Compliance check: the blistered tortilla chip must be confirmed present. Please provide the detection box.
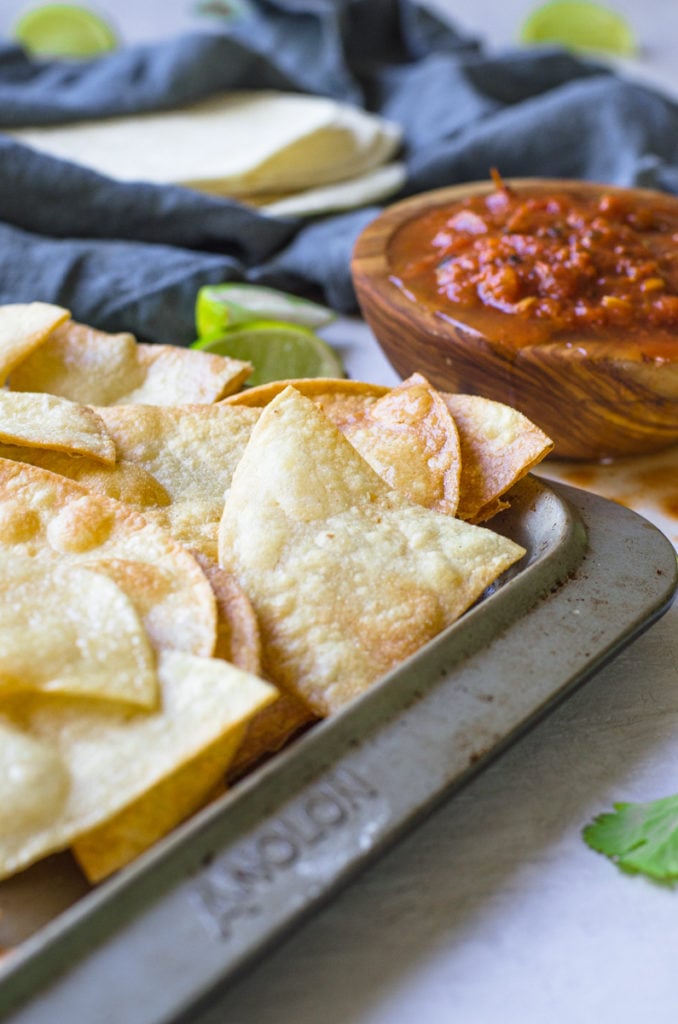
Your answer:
[218,386,525,716]
[0,303,69,385]
[197,560,262,677]
[442,393,554,523]
[225,375,461,515]
[0,445,170,509]
[340,373,461,516]
[0,551,157,708]
[0,651,278,881]
[0,392,115,464]
[8,320,251,406]
[223,376,389,408]
[94,403,260,562]
[0,458,217,657]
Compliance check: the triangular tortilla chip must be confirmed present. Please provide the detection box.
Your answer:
[0,458,217,657]
[0,651,277,881]
[9,320,251,406]
[0,392,115,464]
[442,393,554,523]
[218,386,525,715]
[0,302,69,385]
[0,551,157,709]
[95,403,260,561]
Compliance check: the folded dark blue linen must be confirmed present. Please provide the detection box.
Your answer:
[2,0,678,344]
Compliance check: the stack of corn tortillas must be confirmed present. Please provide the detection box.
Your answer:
[9,91,405,217]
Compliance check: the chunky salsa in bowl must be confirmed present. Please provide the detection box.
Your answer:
[352,177,678,460]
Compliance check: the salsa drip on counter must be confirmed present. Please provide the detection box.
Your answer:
[388,176,678,352]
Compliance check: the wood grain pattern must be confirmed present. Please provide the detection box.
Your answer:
[351,179,678,460]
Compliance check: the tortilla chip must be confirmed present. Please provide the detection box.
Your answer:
[227,692,316,782]
[94,403,260,562]
[0,650,278,881]
[218,386,525,716]
[222,377,389,408]
[442,393,554,523]
[0,550,157,709]
[340,373,461,516]
[225,375,461,515]
[197,560,262,677]
[0,445,170,509]
[8,320,251,406]
[0,392,115,464]
[0,303,69,385]
[0,458,217,658]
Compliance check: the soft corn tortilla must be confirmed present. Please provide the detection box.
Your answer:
[9,320,251,406]
[0,391,115,464]
[0,651,277,882]
[218,386,525,715]
[0,302,69,385]
[0,551,157,709]
[9,92,402,200]
[0,457,217,657]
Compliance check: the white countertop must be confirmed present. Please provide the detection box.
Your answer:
[4,2,678,1021]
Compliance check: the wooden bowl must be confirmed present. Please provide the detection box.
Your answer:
[351,178,678,460]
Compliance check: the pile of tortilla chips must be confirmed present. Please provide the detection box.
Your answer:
[0,302,552,890]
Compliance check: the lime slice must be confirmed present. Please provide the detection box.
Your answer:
[519,0,636,56]
[191,321,345,387]
[13,4,118,58]
[195,284,335,339]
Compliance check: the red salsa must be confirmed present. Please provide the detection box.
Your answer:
[388,181,678,355]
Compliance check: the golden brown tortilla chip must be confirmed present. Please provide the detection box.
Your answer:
[94,403,260,562]
[218,386,525,715]
[0,303,69,385]
[442,393,554,523]
[0,551,158,709]
[0,457,217,657]
[340,373,461,515]
[9,320,251,405]
[0,392,115,464]
[0,650,277,881]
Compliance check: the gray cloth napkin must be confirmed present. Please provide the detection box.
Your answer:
[2,0,678,344]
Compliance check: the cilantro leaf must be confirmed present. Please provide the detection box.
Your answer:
[583,794,678,881]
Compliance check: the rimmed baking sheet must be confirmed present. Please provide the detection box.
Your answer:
[0,477,676,1024]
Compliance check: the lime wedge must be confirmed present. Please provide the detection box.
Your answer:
[13,4,118,58]
[191,321,345,387]
[519,0,636,56]
[196,284,335,339]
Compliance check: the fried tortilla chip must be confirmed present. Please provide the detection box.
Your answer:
[0,458,217,657]
[94,403,260,561]
[226,692,316,782]
[222,377,389,408]
[0,445,170,509]
[8,320,251,406]
[226,375,461,515]
[0,651,278,881]
[218,386,525,716]
[0,303,69,385]
[197,560,262,676]
[340,373,461,515]
[0,392,115,464]
[442,393,554,523]
[0,550,157,709]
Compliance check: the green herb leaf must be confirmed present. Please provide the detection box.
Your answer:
[583,794,678,881]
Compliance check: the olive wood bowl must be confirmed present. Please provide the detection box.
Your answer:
[351,178,678,460]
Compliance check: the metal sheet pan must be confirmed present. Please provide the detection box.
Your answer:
[0,477,676,1024]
